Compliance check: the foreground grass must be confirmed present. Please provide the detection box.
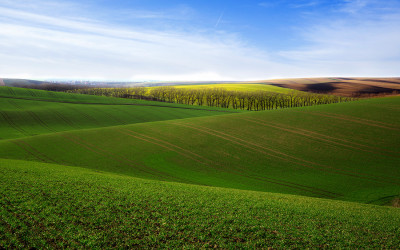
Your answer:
[1,158,399,248]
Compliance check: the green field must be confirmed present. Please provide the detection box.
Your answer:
[1,87,399,247]
[0,86,245,108]
[172,83,293,93]
[1,159,400,248]
[0,87,238,140]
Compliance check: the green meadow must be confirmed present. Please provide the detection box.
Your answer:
[1,86,399,247]
[2,159,400,248]
[0,87,238,140]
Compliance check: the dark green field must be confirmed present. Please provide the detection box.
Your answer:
[1,86,399,247]
[0,87,238,140]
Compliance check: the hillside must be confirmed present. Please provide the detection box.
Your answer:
[0,87,237,140]
[3,77,400,97]
[1,158,399,248]
[257,77,400,97]
[0,78,51,87]
[1,87,399,247]
[0,88,399,204]
[0,86,246,108]
[130,77,400,97]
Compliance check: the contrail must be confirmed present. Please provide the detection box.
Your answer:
[215,10,225,28]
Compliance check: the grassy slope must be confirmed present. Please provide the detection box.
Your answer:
[0,87,237,140]
[1,87,399,247]
[1,95,399,204]
[1,158,399,248]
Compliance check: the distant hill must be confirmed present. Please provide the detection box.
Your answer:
[3,77,400,97]
[132,78,400,97]
[123,77,400,97]
[258,77,400,97]
[1,78,52,87]
[0,78,91,91]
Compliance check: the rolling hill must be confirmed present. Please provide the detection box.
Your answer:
[131,77,400,97]
[0,86,399,247]
[1,158,399,248]
[258,77,400,97]
[0,78,51,87]
[0,87,238,140]
[1,87,399,204]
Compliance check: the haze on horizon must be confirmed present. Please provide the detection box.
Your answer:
[0,0,399,81]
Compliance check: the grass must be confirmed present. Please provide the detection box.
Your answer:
[1,158,400,248]
[0,87,399,247]
[0,86,247,109]
[0,87,237,140]
[0,91,399,204]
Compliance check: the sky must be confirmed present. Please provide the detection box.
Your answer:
[0,0,399,81]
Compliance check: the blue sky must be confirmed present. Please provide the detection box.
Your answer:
[0,0,399,81]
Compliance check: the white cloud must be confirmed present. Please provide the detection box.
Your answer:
[0,2,282,81]
[279,1,400,76]
[0,0,399,81]
[339,0,370,14]
[0,1,309,81]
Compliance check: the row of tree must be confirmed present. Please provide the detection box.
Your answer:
[68,86,356,110]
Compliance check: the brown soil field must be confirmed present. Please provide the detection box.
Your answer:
[254,77,400,97]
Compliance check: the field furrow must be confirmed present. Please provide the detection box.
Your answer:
[303,111,400,130]
[172,121,399,186]
[0,111,28,136]
[57,133,188,183]
[26,111,56,133]
[118,129,209,166]
[119,128,337,198]
[7,100,23,110]
[11,140,57,163]
[241,117,400,158]
[53,110,79,129]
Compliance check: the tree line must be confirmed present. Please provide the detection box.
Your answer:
[68,86,356,111]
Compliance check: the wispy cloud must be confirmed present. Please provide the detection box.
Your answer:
[215,10,225,28]
[0,0,399,80]
[0,0,298,80]
[279,0,400,76]
[289,1,321,8]
[339,0,370,14]
[259,1,320,9]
